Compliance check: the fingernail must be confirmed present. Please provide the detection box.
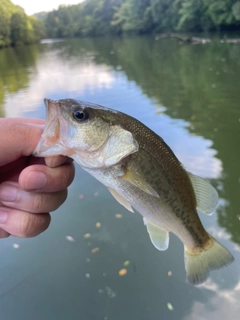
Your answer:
[0,185,18,202]
[0,211,8,223]
[26,172,47,190]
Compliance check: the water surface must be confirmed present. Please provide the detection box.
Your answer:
[0,36,240,320]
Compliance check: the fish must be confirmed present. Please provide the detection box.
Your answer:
[34,98,234,285]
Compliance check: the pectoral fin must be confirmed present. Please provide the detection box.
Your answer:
[121,170,159,198]
[187,172,219,215]
[108,188,134,213]
[144,218,169,251]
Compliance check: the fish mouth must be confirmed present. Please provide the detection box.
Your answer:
[33,98,62,156]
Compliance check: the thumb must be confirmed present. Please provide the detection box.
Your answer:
[0,119,45,166]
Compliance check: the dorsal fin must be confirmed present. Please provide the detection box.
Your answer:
[187,172,219,215]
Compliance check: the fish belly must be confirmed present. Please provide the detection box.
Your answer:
[83,165,196,248]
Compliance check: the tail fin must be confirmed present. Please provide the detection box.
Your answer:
[184,235,234,285]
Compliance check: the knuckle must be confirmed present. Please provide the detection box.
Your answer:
[58,163,75,189]
[20,212,50,237]
[31,190,67,213]
[60,167,70,188]
[50,190,68,211]
[60,189,68,206]
[32,193,46,213]
[20,213,38,237]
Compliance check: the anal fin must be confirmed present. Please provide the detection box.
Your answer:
[108,188,134,213]
[144,218,169,251]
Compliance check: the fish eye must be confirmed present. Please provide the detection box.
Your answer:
[73,108,89,121]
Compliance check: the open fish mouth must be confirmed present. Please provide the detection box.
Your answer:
[33,98,62,156]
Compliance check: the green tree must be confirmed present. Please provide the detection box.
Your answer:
[177,0,206,31]
[45,4,83,37]
[205,0,236,28]
[149,0,181,32]
[232,1,240,20]
[28,16,46,41]
[92,0,124,35]
[0,0,16,47]
[10,10,28,46]
[112,0,153,33]
[42,0,240,37]
[0,0,45,48]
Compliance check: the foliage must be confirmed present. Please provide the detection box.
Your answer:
[0,0,45,48]
[111,0,153,33]
[205,0,236,27]
[177,0,206,31]
[149,0,181,32]
[44,1,124,37]
[41,0,240,38]
[1,0,240,46]
[232,1,240,20]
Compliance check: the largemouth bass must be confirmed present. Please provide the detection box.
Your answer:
[34,98,234,285]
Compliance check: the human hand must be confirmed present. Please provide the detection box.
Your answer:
[0,118,75,238]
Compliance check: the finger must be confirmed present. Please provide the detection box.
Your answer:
[0,207,50,238]
[28,155,73,167]
[0,182,68,213]
[44,156,73,168]
[19,162,75,192]
[0,118,45,125]
[0,119,45,166]
[0,228,10,238]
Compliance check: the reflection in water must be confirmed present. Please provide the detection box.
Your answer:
[0,44,41,116]
[0,36,240,320]
[186,279,240,320]
[2,51,115,118]
[149,114,223,179]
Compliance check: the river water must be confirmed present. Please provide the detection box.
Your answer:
[0,36,240,320]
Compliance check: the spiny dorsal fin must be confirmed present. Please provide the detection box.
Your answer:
[108,188,134,213]
[121,169,159,198]
[144,218,169,251]
[187,172,219,215]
